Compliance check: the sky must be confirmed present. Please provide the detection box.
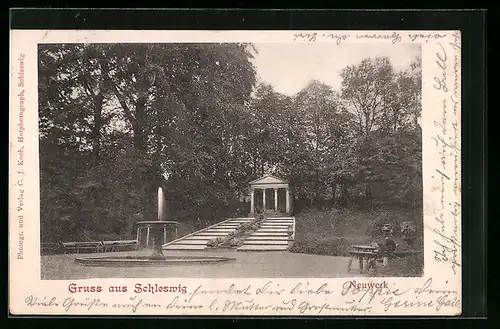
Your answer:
[252,43,421,96]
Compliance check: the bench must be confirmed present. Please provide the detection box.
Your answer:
[62,241,104,254]
[347,245,378,273]
[102,240,139,252]
[347,244,418,273]
[41,242,64,255]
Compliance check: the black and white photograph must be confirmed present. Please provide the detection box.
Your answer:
[10,26,464,316]
[37,41,424,280]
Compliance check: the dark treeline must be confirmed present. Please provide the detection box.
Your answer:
[39,43,422,242]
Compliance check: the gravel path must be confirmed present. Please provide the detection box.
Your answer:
[41,250,361,280]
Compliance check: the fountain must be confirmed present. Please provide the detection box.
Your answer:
[74,187,235,267]
[133,187,175,260]
[136,221,171,260]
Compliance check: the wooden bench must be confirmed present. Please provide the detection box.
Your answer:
[102,240,139,252]
[41,242,64,255]
[347,245,378,273]
[62,241,104,254]
[347,244,418,273]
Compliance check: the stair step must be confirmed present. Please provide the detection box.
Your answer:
[183,235,217,241]
[263,221,294,224]
[267,217,294,220]
[245,236,289,241]
[164,245,207,250]
[242,240,288,245]
[251,232,288,236]
[258,229,289,233]
[198,232,232,236]
[261,224,291,229]
[237,245,287,251]
[184,236,222,240]
[263,220,294,222]
[260,224,290,227]
[205,229,236,232]
[262,223,293,226]
[170,240,208,245]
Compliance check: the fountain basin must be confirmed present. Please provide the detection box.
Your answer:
[74,255,236,267]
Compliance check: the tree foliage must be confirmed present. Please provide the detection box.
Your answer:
[39,45,421,242]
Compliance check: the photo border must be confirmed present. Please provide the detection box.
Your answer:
[8,9,486,319]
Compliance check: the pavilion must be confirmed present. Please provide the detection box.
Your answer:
[248,175,291,214]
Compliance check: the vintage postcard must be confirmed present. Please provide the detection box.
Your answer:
[9,30,461,316]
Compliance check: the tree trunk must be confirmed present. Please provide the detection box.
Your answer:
[133,95,149,216]
[365,184,372,206]
[134,95,147,152]
[364,110,371,136]
[342,183,351,203]
[331,181,337,202]
[92,93,103,162]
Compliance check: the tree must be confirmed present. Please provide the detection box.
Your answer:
[243,84,289,178]
[340,57,395,136]
[292,81,338,203]
[38,45,422,242]
[338,56,422,207]
[38,43,258,241]
[378,56,422,133]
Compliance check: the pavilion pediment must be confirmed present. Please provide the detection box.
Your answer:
[249,175,288,185]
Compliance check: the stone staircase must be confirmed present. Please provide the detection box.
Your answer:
[237,217,294,251]
[162,216,295,252]
[163,218,252,250]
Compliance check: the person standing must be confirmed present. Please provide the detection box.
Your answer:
[380,225,397,267]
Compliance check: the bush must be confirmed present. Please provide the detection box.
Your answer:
[290,237,353,256]
[229,237,244,247]
[207,237,225,247]
[206,239,218,247]
[291,208,423,258]
[366,210,400,237]
[373,252,424,277]
[240,222,252,231]
[250,221,262,230]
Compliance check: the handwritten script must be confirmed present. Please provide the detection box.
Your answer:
[292,32,447,44]
[23,279,459,315]
[430,35,462,275]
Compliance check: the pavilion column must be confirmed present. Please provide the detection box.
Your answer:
[263,188,266,211]
[274,188,278,211]
[285,188,291,213]
[250,188,255,214]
